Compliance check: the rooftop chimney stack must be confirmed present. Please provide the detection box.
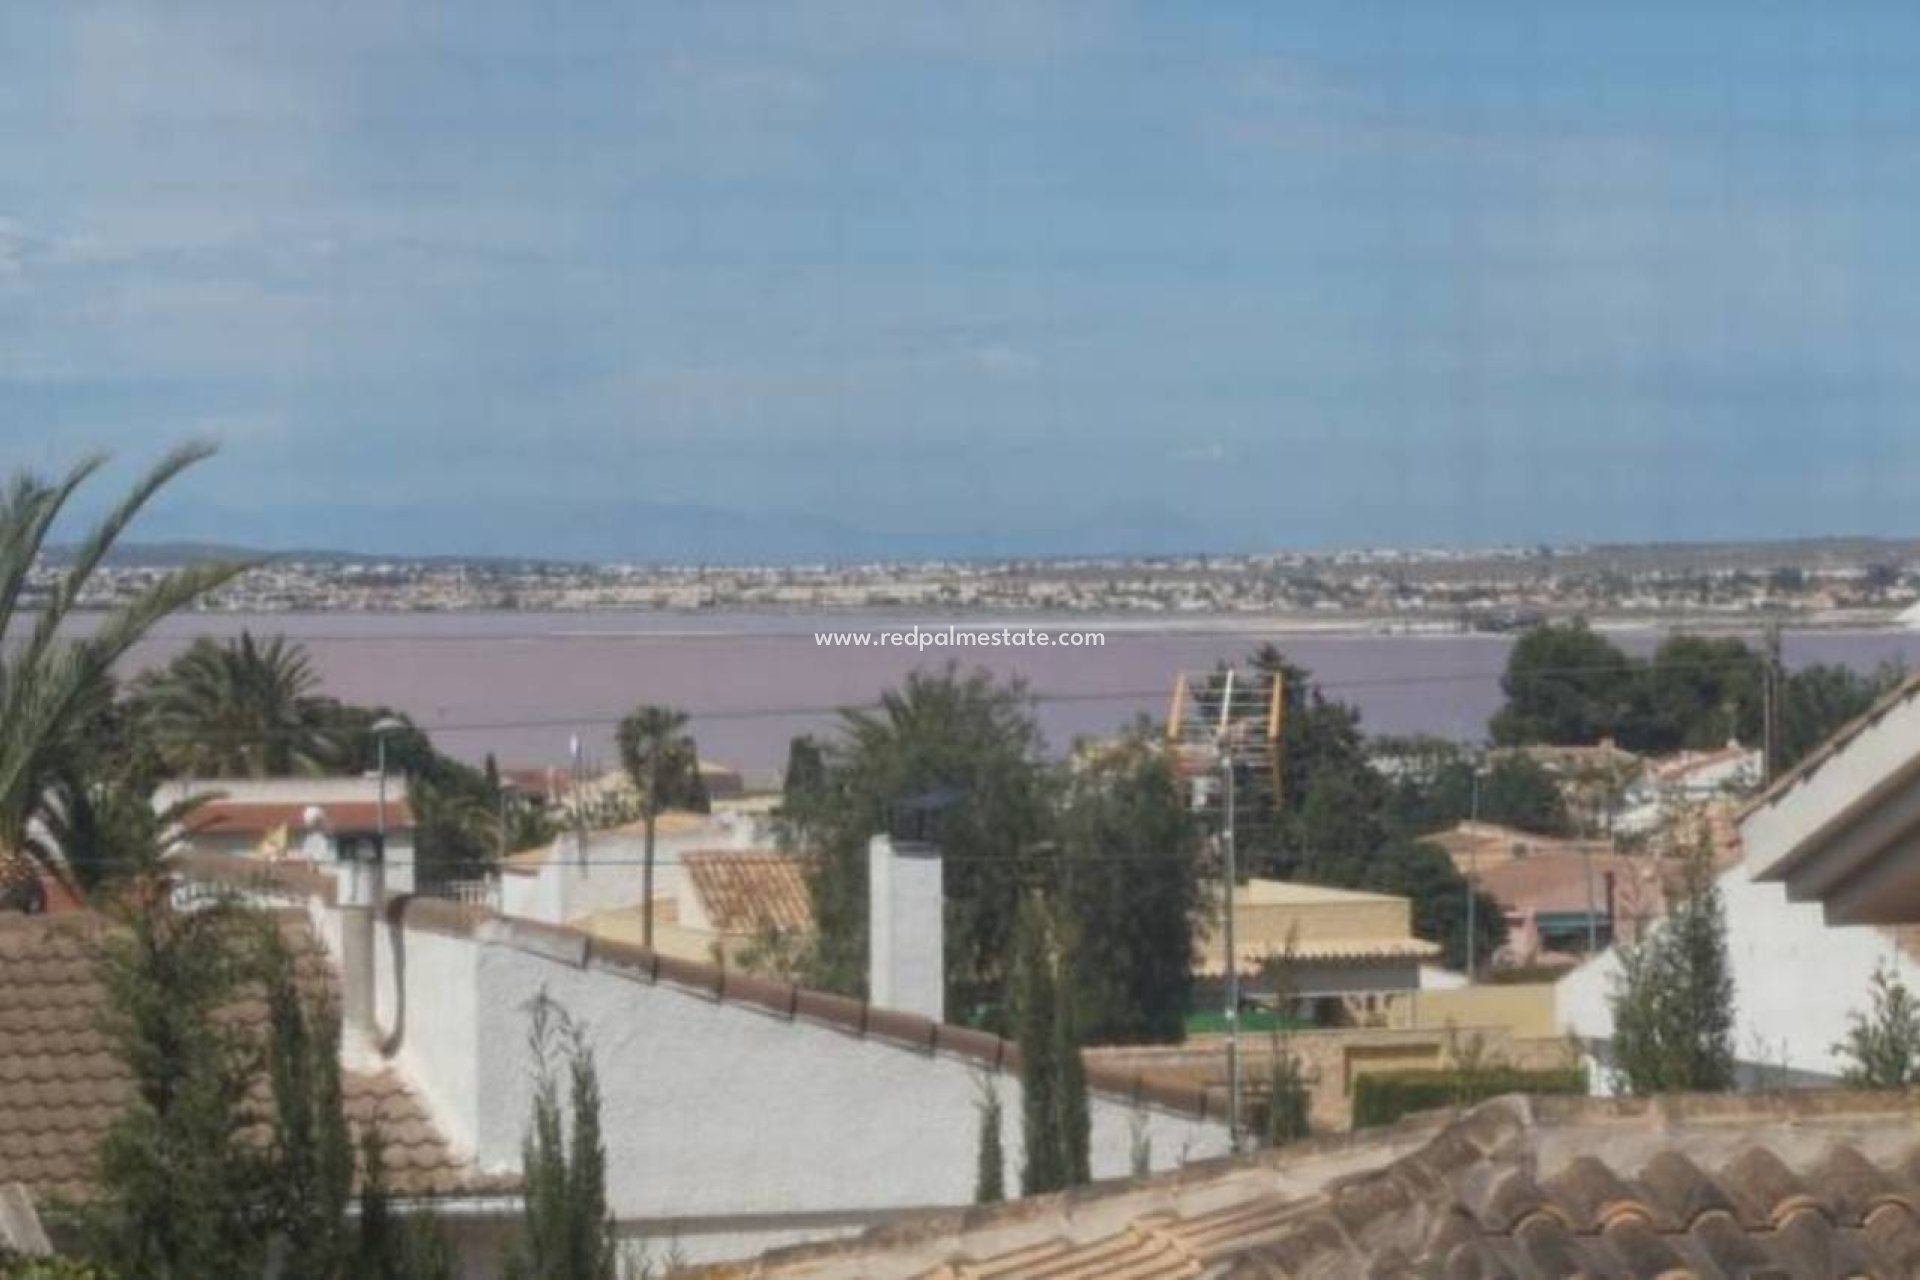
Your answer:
[337,830,383,1040]
[868,833,945,1021]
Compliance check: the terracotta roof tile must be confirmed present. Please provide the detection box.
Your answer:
[1473,851,1679,918]
[185,799,414,836]
[683,850,814,934]
[728,1093,1920,1280]
[0,910,506,1204]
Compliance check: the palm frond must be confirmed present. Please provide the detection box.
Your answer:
[24,442,226,669]
[0,454,106,642]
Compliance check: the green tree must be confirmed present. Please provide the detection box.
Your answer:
[1055,977,1090,1188]
[262,928,354,1280]
[1248,647,1387,878]
[1011,896,1065,1197]
[1474,757,1573,836]
[1834,960,1920,1088]
[1054,733,1202,1044]
[973,1077,1005,1205]
[354,1127,454,1280]
[1382,749,1571,839]
[1607,844,1735,1095]
[1779,661,1907,772]
[616,705,704,953]
[0,446,245,892]
[88,885,271,1280]
[85,835,445,1279]
[781,735,827,810]
[507,993,617,1280]
[1357,838,1506,971]
[784,666,1050,1013]
[1626,634,1763,753]
[1489,620,1635,747]
[1265,1052,1310,1146]
[132,632,343,778]
[1259,951,1309,1146]
[1295,768,1389,883]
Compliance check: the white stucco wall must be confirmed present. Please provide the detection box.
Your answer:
[1556,842,1920,1087]
[467,936,1226,1262]
[319,900,1230,1268]
[373,917,484,1154]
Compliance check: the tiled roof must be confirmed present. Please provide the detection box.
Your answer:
[683,850,813,934]
[501,809,716,873]
[723,1090,1920,1280]
[1197,937,1440,977]
[0,910,507,1204]
[1475,851,1678,917]
[1425,823,1615,871]
[184,799,415,836]
[1740,671,1920,820]
[1491,741,1643,772]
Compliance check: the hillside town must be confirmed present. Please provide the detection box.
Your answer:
[40,540,1920,627]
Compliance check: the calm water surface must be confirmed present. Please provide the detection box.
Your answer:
[114,614,1920,781]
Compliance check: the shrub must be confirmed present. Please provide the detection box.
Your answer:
[1351,1067,1588,1130]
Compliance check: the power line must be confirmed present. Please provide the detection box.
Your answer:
[80,623,1914,650]
[80,653,1833,745]
[49,843,1592,871]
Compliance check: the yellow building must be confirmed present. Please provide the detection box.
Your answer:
[1199,879,1440,1000]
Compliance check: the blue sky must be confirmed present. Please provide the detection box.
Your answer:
[4,1,1919,560]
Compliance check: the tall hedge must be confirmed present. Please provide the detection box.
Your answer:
[1351,1067,1587,1130]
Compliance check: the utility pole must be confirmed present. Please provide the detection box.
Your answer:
[1762,623,1783,785]
[1586,767,1604,955]
[1169,664,1281,1156]
[1221,747,1241,1151]
[1465,757,1480,980]
[570,734,587,853]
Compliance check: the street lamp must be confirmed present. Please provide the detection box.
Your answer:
[370,717,408,862]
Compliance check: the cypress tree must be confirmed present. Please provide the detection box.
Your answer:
[564,1015,616,1280]
[782,735,827,808]
[1608,839,1735,1094]
[1013,897,1064,1196]
[89,885,270,1280]
[973,1078,1006,1204]
[507,992,618,1280]
[263,926,354,1280]
[1054,963,1090,1187]
[357,1127,402,1280]
[1265,1052,1310,1145]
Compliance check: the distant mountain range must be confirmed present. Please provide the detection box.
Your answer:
[100,496,1225,566]
[50,522,1920,572]
[42,541,582,570]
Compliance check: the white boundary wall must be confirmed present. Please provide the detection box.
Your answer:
[328,896,1232,1268]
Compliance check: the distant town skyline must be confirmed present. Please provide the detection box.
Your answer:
[7,2,1920,560]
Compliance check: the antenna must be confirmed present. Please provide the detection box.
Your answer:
[1165,664,1288,1152]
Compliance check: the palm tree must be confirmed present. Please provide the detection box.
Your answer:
[0,444,248,894]
[134,630,342,777]
[615,705,702,951]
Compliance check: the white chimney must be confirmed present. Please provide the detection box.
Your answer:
[868,833,944,1021]
[337,833,383,1040]
[338,891,376,1038]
